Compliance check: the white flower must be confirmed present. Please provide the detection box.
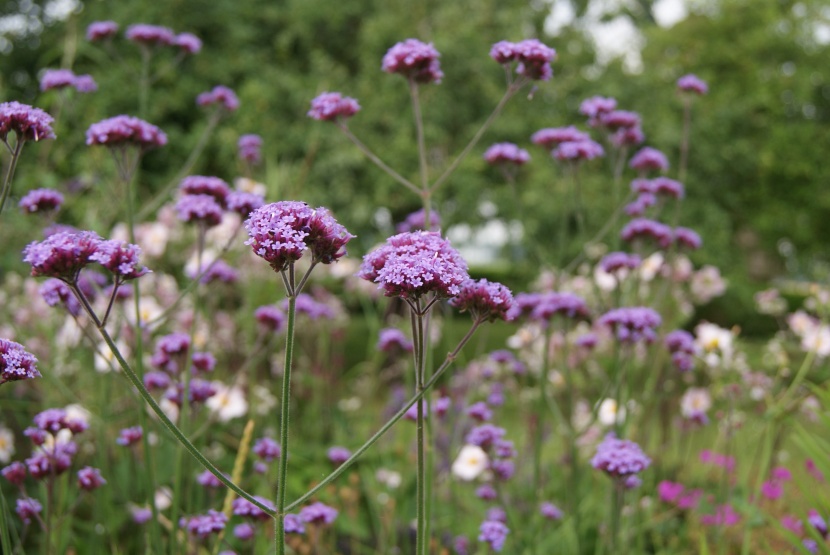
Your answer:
[801,325,830,358]
[695,322,734,368]
[640,252,664,282]
[788,310,818,338]
[159,397,179,423]
[234,177,267,196]
[155,487,172,511]
[690,265,726,303]
[680,388,712,419]
[205,383,248,422]
[0,426,15,464]
[451,445,489,481]
[94,340,128,373]
[597,398,625,427]
[376,468,402,489]
[126,297,164,329]
[594,265,619,292]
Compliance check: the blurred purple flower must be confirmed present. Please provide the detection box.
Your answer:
[382,39,443,84]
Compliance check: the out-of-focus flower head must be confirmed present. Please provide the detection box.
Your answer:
[600,110,640,131]
[450,279,514,322]
[674,227,702,250]
[0,101,55,142]
[652,177,684,198]
[531,126,590,149]
[299,502,338,525]
[1,339,41,385]
[483,142,530,165]
[490,39,556,81]
[307,92,361,121]
[598,307,662,343]
[23,230,102,282]
[396,208,441,233]
[629,147,669,173]
[179,176,230,208]
[86,21,118,41]
[226,190,265,218]
[620,218,674,249]
[126,24,176,47]
[180,510,227,538]
[377,328,413,353]
[591,434,651,478]
[382,39,443,84]
[19,188,64,214]
[357,231,469,300]
[677,74,708,95]
[196,86,239,112]
[238,134,263,164]
[580,96,617,125]
[479,519,510,551]
[451,444,489,481]
[86,115,167,149]
[175,32,202,54]
[176,194,224,228]
[553,139,605,161]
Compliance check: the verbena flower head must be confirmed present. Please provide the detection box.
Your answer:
[625,193,656,216]
[513,39,557,81]
[116,426,143,446]
[86,115,167,149]
[450,279,514,322]
[15,497,42,524]
[382,39,443,84]
[553,139,605,161]
[77,466,106,491]
[255,305,286,333]
[0,101,55,142]
[598,307,662,343]
[531,126,590,148]
[285,513,305,534]
[674,227,702,250]
[40,69,76,92]
[179,175,230,206]
[226,190,264,217]
[283,293,337,319]
[86,21,119,41]
[665,330,695,354]
[677,74,708,95]
[327,446,351,465]
[509,292,588,323]
[90,239,148,280]
[196,86,240,111]
[176,194,224,227]
[377,328,413,352]
[652,176,684,198]
[630,147,669,173]
[489,40,515,63]
[180,510,227,538]
[41,278,81,315]
[299,502,338,525]
[396,208,440,232]
[23,230,102,282]
[238,134,263,163]
[19,188,64,214]
[245,202,352,271]
[600,110,641,130]
[73,75,97,93]
[600,252,641,274]
[33,407,88,434]
[580,96,618,122]
[465,424,506,450]
[357,231,469,300]
[479,520,510,552]
[175,32,202,54]
[1,339,40,385]
[620,218,674,248]
[253,437,281,462]
[2,462,27,485]
[307,92,361,121]
[591,434,651,478]
[483,142,530,165]
[611,125,645,147]
[541,502,564,520]
[125,24,176,47]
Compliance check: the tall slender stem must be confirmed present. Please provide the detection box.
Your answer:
[276,268,298,555]
[337,123,420,195]
[678,99,692,184]
[0,139,24,217]
[408,79,434,231]
[412,298,428,554]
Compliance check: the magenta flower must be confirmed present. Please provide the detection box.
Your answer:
[90,239,148,281]
[677,74,708,95]
[382,39,443,84]
[625,193,656,216]
[479,519,509,551]
[652,176,684,198]
[674,227,702,250]
[600,252,641,274]
[327,446,351,465]
[253,437,281,462]
[33,407,87,434]
[305,207,355,264]
[377,328,413,352]
[476,484,498,500]
[597,307,662,343]
[620,218,674,248]
[125,24,176,47]
[553,139,604,161]
[86,21,118,41]
[73,74,97,93]
[629,147,669,173]
[657,480,685,503]
[760,480,783,500]
[15,497,42,524]
[0,101,55,142]
[591,434,651,478]
[254,305,286,333]
[175,194,223,228]
[226,190,264,217]
[512,39,557,81]
[238,134,263,164]
[196,86,240,111]
[175,32,202,54]
[580,96,617,122]
[86,115,167,149]
[26,442,77,478]
[39,279,79,315]
[180,510,227,538]
[2,462,27,485]
[299,502,338,525]
[23,230,102,282]
[307,92,361,121]
[466,402,493,422]
[611,125,645,147]
[531,126,590,148]
[116,426,143,446]
[700,504,740,527]
[0,339,40,385]
[465,424,506,450]
[19,188,63,214]
[234,522,255,540]
[540,502,563,520]
[484,142,530,165]
[396,208,440,233]
[600,110,641,131]
[489,41,515,63]
[508,292,588,323]
[39,69,76,92]
[77,467,106,491]
[450,279,514,322]
[357,231,469,300]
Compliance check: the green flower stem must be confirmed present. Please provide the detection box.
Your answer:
[776,350,817,411]
[337,123,420,195]
[562,190,635,275]
[408,79,432,233]
[286,319,483,512]
[429,79,526,195]
[413,299,427,555]
[276,264,298,555]
[678,98,692,184]
[0,138,24,217]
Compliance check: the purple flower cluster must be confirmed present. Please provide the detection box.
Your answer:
[629,147,669,173]
[282,293,337,320]
[176,194,224,227]
[600,252,641,274]
[579,96,617,125]
[657,480,703,510]
[180,510,227,538]
[89,240,148,281]
[357,231,469,300]
[255,305,286,333]
[23,230,102,282]
[625,193,656,216]
[483,142,530,165]
[85,115,167,149]
[0,338,41,385]
[479,519,510,551]
[150,332,190,373]
[86,21,118,41]
[299,502,338,525]
[531,126,590,148]
[32,408,88,435]
[327,446,351,465]
[40,279,81,315]
[77,466,106,491]
[490,39,557,81]
[19,188,64,214]
[553,139,605,162]
[15,497,42,523]
[450,279,514,322]
[396,208,441,233]
[194,260,238,284]
[674,226,702,250]
[238,134,263,164]
[598,307,662,343]
[0,101,55,142]
[253,437,281,462]
[175,32,202,54]
[599,110,641,131]
[591,434,651,478]
[382,39,443,84]
[307,92,361,122]
[40,69,97,93]
[509,291,589,323]
[196,86,240,111]
[377,328,413,353]
[179,176,231,206]
[541,502,564,520]
[116,426,143,446]
[125,24,176,47]
[611,125,645,148]
[620,218,674,249]
[665,329,695,371]
[677,74,708,95]
[226,190,265,218]
[245,201,353,271]
[652,176,685,198]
